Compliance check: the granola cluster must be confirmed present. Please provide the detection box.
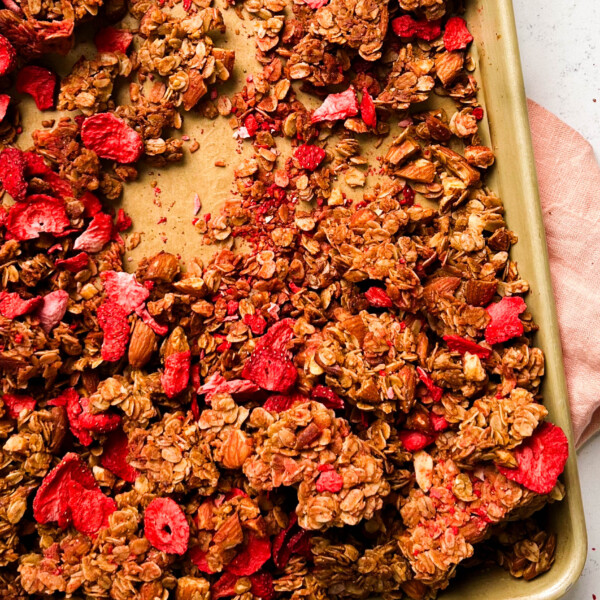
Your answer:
[0,0,570,598]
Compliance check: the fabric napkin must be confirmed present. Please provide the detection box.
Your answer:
[527,99,600,447]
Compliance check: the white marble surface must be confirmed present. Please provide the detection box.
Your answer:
[513,1,600,597]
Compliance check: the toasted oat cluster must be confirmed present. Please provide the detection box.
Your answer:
[0,0,570,598]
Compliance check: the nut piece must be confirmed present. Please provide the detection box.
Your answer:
[176,576,210,600]
[128,319,157,368]
[144,252,181,282]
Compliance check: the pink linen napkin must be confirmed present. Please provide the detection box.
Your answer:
[527,99,600,447]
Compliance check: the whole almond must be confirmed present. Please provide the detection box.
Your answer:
[144,252,180,282]
[128,319,157,368]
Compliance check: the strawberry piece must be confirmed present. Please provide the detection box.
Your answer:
[67,480,116,537]
[392,16,441,41]
[365,286,393,308]
[0,292,42,319]
[250,572,274,600]
[473,107,484,121]
[144,497,190,555]
[272,514,311,569]
[416,367,443,402]
[135,305,169,336]
[101,270,149,315]
[73,212,113,253]
[0,95,9,123]
[241,348,297,392]
[485,296,527,344]
[0,34,16,76]
[303,0,328,7]
[294,144,326,170]
[6,194,70,240]
[244,114,259,137]
[429,412,449,432]
[243,313,267,335]
[359,88,376,128]
[197,372,260,399]
[226,533,271,576]
[498,422,569,494]
[161,350,191,398]
[398,430,435,452]
[101,429,138,483]
[55,252,89,272]
[263,392,306,413]
[401,183,416,206]
[444,16,473,52]
[81,113,143,164]
[311,385,344,409]
[79,191,103,217]
[0,147,26,202]
[254,318,295,354]
[34,290,69,333]
[311,87,359,123]
[443,334,492,359]
[114,208,132,231]
[94,27,133,54]
[212,573,239,599]
[2,393,36,419]
[316,469,343,493]
[16,65,57,110]
[98,301,130,362]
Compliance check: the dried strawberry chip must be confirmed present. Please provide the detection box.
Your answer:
[485,296,527,345]
[311,87,359,123]
[33,452,97,527]
[243,313,267,335]
[398,430,435,452]
[250,572,274,600]
[101,429,137,483]
[161,350,191,398]
[311,385,344,409]
[73,212,113,253]
[255,318,295,354]
[272,514,311,569]
[473,107,484,121]
[443,335,492,359]
[303,0,328,8]
[429,413,449,432]
[101,270,149,315]
[6,194,70,241]
[360,88,376,128]
[0,147,27,202]
[316,469,344,493]
[498,422,569,494]
[115,208,132,232]
[244,114,259,137]
[0,94,10,122]
[144,497,189,555]
[67,480,116,536]
[81,113,144,164]
[263,392,305,413]
[211,573,239,599]
[134,305,169,336]
[35,289,69,332]
[241,348,297,393]
[2,393,36,419]
[16,65,57,110]
[77,397,121,434]
[94,27,133,54]
[401,183,416,206]
[0,292,42,319]
[0,34,16,76]
[416,367,443,402]
[55,252,89,272]
[98,301,130,362]
[444,16,473,52]
[365,286,393,308]
[392,16,441,41]
[197,372,260,399]
[294,144,326,170]
[190,547,214,574]
[80,191,103,217]
[226,532,271,576]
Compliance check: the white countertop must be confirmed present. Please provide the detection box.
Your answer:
[513,0,600,597]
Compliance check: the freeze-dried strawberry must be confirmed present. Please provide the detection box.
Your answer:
[2,393,36,419]
[33,452,97,528]
[429,413,449,432]
[115,208,132,231]
[360,88,376,128]
[0,292,42,319]
[242,348,297,392]
[311,87,359,123]
[98,301,130,362]
[101,270,149,315]
[189,547,213,574]
[444,16,473,52]
[94,27,133,54]
[101,429,138,483]
[211,573,238,599]
[250,573,274,600]
[0,34,16,75]
[365,286,393,308]
[401,183,416,206]
[226,533,271,576]
[161,350,191,397]
[316,469,343,493]
[67,480,116,537]
[73,212,113,253]
[263,392,305,413]
[485,296,527,345]
[443,334,492,359]
[80,191,103,217]
[16,65,57,110]
[398,430,435,451]
[311,385,344,409]
[144,497,189,555]
[416,367,443,402]
[272,515,311,569]
[473,107,484,121]
[197,372,260,399]
[135,304,169,336]
[6,194,70,241]
[77,397,121,435]
[81,113,144,164]
[255,318,295,354]
[34,289,69,332]
[294,144,326,170]
[392,16,441,41]
[0,147,27,202]
[0,94,9,122]
[55,252,89,272]
[303,0,328,8]
[498,422,569,494]
[243,313,267,335]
